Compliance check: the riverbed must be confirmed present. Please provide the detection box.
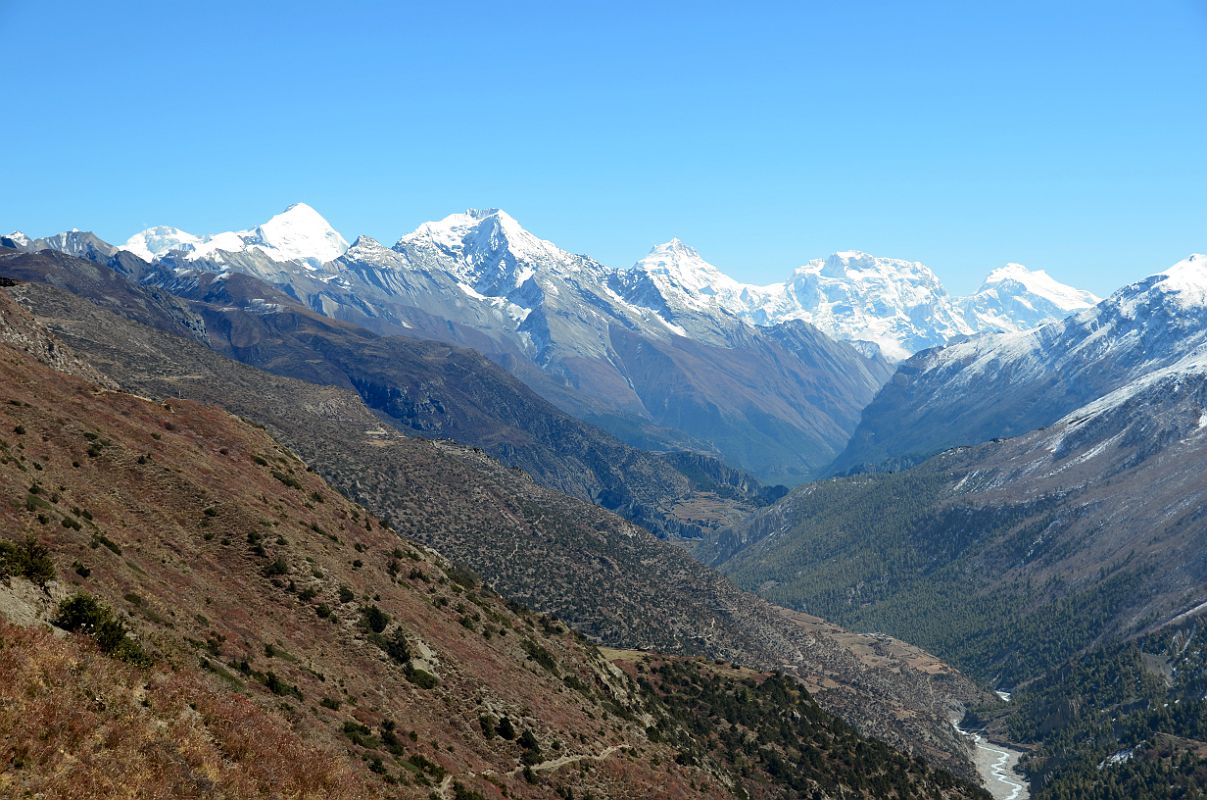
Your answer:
[953,722,1029,800]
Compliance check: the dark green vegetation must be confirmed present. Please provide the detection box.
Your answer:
[51,593,151,665]
[712,358,1207,688]
[0,536,55,586]
[985,622,1207,799]
[708,463,1156,686]
[637,657,991,800]
[710,341,1207,798]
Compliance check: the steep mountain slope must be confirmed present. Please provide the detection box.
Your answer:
[994,620,1207,800]
[0,247,780,541]
[710,344,1207,688]
[0,297,987,800]
[832,254,1207,474]
[352,210,894,483]
[1,274,993,779]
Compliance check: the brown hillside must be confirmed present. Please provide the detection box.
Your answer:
[0,302,986,799]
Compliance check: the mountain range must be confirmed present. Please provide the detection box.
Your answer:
[6,202,1205,800]
[833,253,1207,474]
[4,203,1095,483]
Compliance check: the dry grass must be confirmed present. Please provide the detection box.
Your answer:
[0,619,369,800]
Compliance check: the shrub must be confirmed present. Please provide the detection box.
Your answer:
[51,593,150,666]
[360,605,389,634]
[404,667,438,689]
[496,716,516,740]
[262,557,288,577]
[0,536,55,586]
[381,628,411,665]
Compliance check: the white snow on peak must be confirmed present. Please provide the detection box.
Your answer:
[122,226,204,262]
[245,202,349,266]
[395,208,604,297]
[3,231,32,248]
[959,262,1100,335]
[772,251,972,360]
[630,239,757,313]
[122,203,349,268]
[639,239,744,291]
[398,208,567,267]
[979,263,1100,312]
[1154,254,1207,308]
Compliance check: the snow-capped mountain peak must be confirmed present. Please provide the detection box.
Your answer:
[774,252,970,360]
[2,231,32,249]
[979,263,1100,311]
[1153,253,1207,308]
[398,208,561,265]
[244,202,349,266]
[122,225,204,262]
[121,203,349,268]
[636,239,746,297]
[395,208,601,296]
[959,262,1100,335]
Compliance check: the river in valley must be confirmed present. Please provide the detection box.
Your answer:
[953,722,1029,800]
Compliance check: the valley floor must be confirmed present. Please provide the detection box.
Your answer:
[954,722,1029,800]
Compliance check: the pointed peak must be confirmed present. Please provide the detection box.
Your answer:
[348,234,384,249]
[983,263,1055,286]
[250,202,348,265]
[651,238,703,258]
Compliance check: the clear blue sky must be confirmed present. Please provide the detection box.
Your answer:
[2,1,1205,295]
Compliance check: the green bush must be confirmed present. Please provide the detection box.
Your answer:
[404,667,438,689]
[52,593,150,666]
[360,604,389,633]
[381,628,411,665]
[0,536,54,586]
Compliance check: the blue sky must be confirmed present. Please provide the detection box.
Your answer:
[2,1,1205,295]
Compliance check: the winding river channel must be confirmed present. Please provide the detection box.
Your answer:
[952,722,1030,800]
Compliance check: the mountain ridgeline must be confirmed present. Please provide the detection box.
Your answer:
[0,252,994,781]
[0,246,781,542]
[5,204,1095,483]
